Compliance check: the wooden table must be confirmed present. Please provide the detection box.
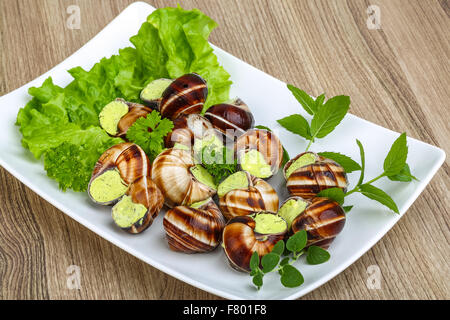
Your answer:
[0,0,448,300]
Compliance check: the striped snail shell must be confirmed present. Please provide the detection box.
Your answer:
[284,152,348,199]
[151,148,217,207]
[88,142,150,205]
[218,171,279,220]
[112,176,164,234]
[163,198,226,253]
[222,212,288,272]
[204,98,255,140]
[291,197,346,249]
[235,129,284,179]
[164,113,214,149]
[98,98,152,138]
[116,99,152,138]
[159,73,208,120]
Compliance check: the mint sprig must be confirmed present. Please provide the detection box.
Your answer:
[249,230,330,290]
[279,84,350,152]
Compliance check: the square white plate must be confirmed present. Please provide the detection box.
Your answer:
[0,2,445,300]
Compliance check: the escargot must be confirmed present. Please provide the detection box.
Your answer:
[164,113,216,149]
[222,212,288,272]
[235,129,284,179]
[204,98,255,140]
[88,142,164,233]
[284,152,348,199]
[151,148,217,207]
[99,98,152,137]
[159,73,208,120]
[217,171,279,220]
[112,176,164,234]
[278,196,346,249]
[140,78,173,109]
[163,198,226,253]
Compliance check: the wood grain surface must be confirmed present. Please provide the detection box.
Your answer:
[0,0,449,300]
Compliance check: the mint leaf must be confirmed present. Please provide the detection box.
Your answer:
[277,114,312,140]
[315,94,325,111]
[356,139,365,186]
[286,230,307,253]
[280,265,304,288]
[252,273,263,290]
[271,240,285,256]
[383,133,408,176]
[287,84,316,115]
[388,163,418,182]
[250,251,260,271]
[306,246,330,265]
[318,152,361,173]
[343,205,353,213]
[359,184,399,214]
[279,257,290,267]
[316,187,345,205]
[310,95,350,139]
[261,253,280,273]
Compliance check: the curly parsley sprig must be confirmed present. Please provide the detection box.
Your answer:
[126,110,174,162]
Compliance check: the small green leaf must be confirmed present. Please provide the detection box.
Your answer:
[343,205,353,213]
[310,95,350,139]
[280,265,304,288]
[383,133,408,176]
[316,187,345,205]
[280,257,290,267]
[318,152,361,173]
[286,230,307,253]
[287,84,316,115]
[271,240,285,256]
[359,184,399,214]
[315,94,325,111]
[277,114,312,140]
[250,251,260,271]
[306,246,330,265]
[261,253,280,273]
[252,273,263,290]
[388,163,418,182]
[356,139,365,186]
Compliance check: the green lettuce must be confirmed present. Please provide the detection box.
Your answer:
[15,6,231,192]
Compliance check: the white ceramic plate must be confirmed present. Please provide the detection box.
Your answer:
[0,2,445,300]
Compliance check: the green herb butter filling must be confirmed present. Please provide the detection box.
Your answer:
[112,195,147,228]
[190,198,211,209]
[140,79,173,102]
[190,165,217,190]
[240,149,272,178]
[89,169,128,203]
[217,171,249,197]
[253,213,287,234]
[278,199,307,229]
[285,153,317,179]
[98,100,129,135]
[193,134,223,156]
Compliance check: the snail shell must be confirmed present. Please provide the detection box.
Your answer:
[164,113,214,149]
[151,148,216,207]
[219,171,279,220]
[235,129,284,178]
[116,99,153,138]
[163,198,226,253]
[284,152,348,199]
[88,143,150,205]
[159,73,208,120]
[204,98,254,140]
[291,197,346,249]
[112,176,164,234]
[222,213,287,272]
